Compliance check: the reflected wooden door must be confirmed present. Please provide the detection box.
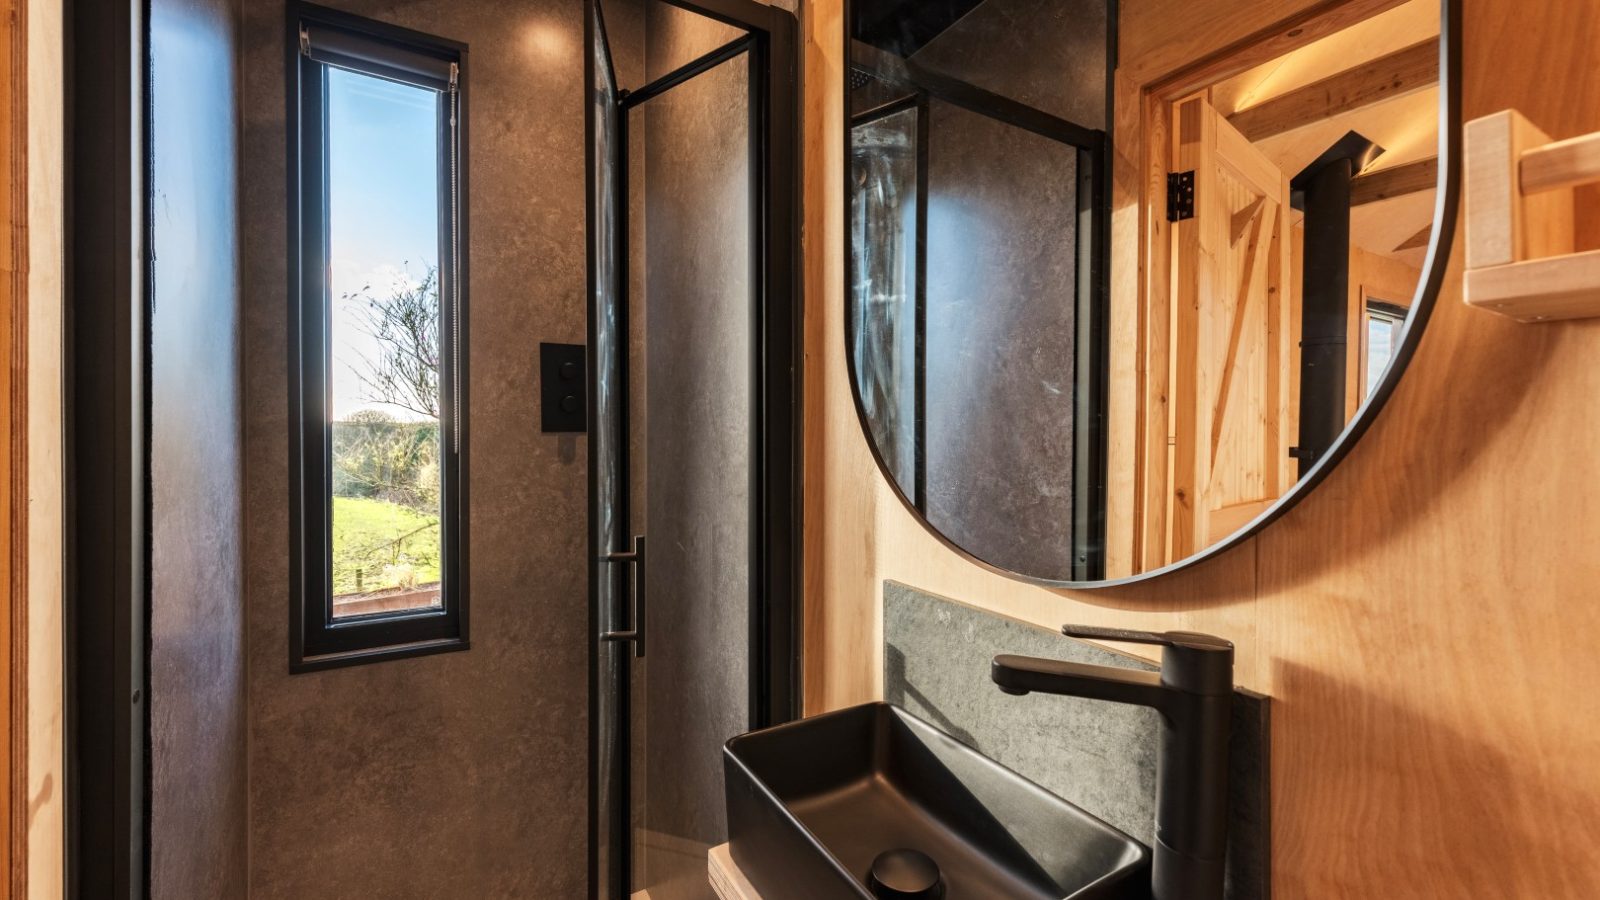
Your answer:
[1167,95,1297,560]
[2,0,23,890]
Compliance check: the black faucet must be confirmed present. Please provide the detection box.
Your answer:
[991,625,1233,900]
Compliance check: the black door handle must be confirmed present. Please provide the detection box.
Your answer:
[600,534,646,658]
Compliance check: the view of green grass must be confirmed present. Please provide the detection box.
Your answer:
[332,495,442,597]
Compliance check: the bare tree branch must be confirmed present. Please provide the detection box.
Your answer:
[343,265,442,421]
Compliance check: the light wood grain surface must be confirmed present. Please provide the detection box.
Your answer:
[1226,39,1437,142]
[1464,109,1573,270]
[1350,157,1439,207]
[1,0,25,889]
[801,0,1600,897]
[1521,129,1600,195]
[708,844,760,900]
[1462,107,1600,322]
[23,0,63,895]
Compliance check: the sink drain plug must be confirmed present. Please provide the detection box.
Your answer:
[866,848,945,899]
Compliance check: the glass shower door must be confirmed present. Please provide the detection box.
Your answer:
[632,24,753,900]
[587,2,778,898]
[587,2,630,896]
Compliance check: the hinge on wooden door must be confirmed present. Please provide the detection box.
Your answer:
[1167,171,1196,222]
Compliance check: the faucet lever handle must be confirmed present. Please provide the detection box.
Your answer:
[1061,625,1233,653]
[1063,625,1234,695]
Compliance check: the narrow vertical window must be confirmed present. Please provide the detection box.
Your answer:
[1363,299,1407,401]
[291,5,468,670]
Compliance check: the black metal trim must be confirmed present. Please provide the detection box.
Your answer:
[841,0,1464,590]
[849,91,918,127]
[609,52,635,898]
[66,0,151,893]
[620,34,753,110]
[913,93,930,513]
[287,3,470,672]
[1367,299,1409,320]
[1074,135,1112,582]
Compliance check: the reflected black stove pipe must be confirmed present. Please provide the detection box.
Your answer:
[1294,156,1354,478]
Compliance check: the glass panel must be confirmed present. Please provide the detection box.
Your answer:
[325,65,445,619]
[850,105,921,497]
[631,50,751,900]
[590,4,629,899]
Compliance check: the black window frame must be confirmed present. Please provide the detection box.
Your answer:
[288,2,470,672]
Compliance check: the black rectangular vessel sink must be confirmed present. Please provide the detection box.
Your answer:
[724,702,1150,900]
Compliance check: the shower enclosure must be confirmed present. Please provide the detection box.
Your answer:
[585,2,799,898]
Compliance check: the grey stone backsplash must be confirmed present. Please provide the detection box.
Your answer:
[883,582,1271,900]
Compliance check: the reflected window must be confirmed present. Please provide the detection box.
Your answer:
[1365,299,1407,399]
[291,6,468,670]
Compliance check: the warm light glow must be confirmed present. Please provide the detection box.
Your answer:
[524,20,572,63]
[1221,0,1440,117]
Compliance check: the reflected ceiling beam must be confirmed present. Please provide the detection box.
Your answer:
[1227,39,1438,141]
[1395,224,1434,252]
[1351,156,1438,206]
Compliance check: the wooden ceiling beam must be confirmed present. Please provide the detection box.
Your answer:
[1351,156,1438,207]
[1227,39,1438,141]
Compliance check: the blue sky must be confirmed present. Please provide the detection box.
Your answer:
[327,66,441,423]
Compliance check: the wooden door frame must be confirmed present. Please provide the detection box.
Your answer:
[3,0,29,893]
[1107,0,1460,580]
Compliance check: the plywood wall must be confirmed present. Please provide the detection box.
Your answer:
[800,0,1600,895]
[1,0,24,889]
[15,0,64,896]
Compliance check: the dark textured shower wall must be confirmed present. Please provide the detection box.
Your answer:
[913,0,1108,580]
[149,0,248,894]
[637,5,754,899]
[239,0,591,895]
[922,102,1082,580]
[911,0,1108,127]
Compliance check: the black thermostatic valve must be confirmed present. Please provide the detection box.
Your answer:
[540,342,587,433]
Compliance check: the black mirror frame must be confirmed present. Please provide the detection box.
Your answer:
[842,0,1463,589]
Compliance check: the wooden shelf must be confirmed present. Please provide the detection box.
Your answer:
[708,844,761,900]
[1464,109,1600,321]
[1465,249,1600,322]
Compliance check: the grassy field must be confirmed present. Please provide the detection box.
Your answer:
[332,496,442,596]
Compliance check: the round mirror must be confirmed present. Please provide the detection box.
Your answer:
[846,0,1460,585]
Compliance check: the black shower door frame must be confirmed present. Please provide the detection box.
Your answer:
[583,0,801,897]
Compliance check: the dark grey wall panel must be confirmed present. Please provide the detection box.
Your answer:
[923,103,1080,580]
[240,1,590,895]
[884,582,1271,900]
[148,0,248,894]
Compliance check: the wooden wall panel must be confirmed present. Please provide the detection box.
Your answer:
[1,0,24,890]
[1255,1,1600,894]
[1345,246,1420,418]
[24,0,65,893]
[802,0,1600,896]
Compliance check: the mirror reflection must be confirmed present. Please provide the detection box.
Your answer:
[848,0,1443,582]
